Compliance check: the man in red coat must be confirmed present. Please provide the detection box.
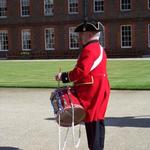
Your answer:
[56,21,110,150]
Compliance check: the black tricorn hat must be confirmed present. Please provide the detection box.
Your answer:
[74,21,104,32]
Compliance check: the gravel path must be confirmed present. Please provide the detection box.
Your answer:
[0,88,150,150]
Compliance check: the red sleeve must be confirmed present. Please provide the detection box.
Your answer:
[68,45,97,82]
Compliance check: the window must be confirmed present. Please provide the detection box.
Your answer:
[120,0,131,11]
[121,25,132,48]
[22,29,31,50]
[20,0,30,17]
[45,28,55,50]
[0,0,7,18]
[68,0,78,14]
[44,0,54,16]
[69,27,79,49]
[0,30,8,51]
[148,24,150,47]
[94,0,104,12]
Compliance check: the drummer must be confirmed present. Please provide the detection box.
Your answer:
[55,20,110,150]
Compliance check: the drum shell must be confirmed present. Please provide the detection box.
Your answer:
[51,87,86,127]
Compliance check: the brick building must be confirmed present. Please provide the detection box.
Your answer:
[0,0,150,59]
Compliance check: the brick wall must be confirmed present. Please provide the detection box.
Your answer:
[0,0,150,59]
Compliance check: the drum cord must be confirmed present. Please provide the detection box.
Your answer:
[58,114,70,150]
[58,112,82,150]
[58,88,82,150]
[68,89,82,149]
[71,106,81,149]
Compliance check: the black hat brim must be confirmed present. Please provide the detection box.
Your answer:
[74,22,100,32]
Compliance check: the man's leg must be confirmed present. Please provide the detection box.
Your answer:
[85,120,105,150]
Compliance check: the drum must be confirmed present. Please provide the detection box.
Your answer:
[50,87,86,127]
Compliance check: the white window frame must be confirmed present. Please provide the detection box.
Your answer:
[20,0,30,17]
[0,30,8,51]
[0,0,7,18]
[148,0,150,9]
[121,25,132,48]
[148,24,150,48]
[45,28,55,50]
[120,0,131,11]
[44,0,54,16]
[68,0,79,14]
[69,27,79,50]
[21,29,31,51]
[94,0,104,13]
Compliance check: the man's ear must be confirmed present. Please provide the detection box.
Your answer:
[89,32,94,38]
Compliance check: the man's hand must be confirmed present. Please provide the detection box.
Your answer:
[55,73,62,81]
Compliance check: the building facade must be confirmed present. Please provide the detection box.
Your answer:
[0,0,150,59]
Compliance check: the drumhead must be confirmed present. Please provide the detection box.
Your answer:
[56,105,86,127]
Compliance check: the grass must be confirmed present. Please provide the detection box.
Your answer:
[107,60,150,90]
[0,59,150,90]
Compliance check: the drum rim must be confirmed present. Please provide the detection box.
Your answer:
[56,107,86,127]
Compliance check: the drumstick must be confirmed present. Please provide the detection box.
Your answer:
[58,67,61,87]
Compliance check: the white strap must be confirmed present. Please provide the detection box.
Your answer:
[71,104,81,149]
[58,114,70,150]
[90,44,103,71]
[58,104,82,150]
[58,114,61,150]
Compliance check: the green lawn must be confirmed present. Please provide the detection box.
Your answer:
[0,59,150,90]
[107,60,150,90]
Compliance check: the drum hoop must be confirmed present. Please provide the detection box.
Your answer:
[63,104,84,110]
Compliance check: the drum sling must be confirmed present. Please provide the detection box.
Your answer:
[50,86,85,150]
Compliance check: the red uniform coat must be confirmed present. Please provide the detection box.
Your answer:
[63,40,110,122]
